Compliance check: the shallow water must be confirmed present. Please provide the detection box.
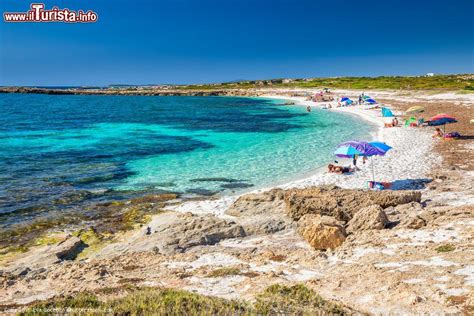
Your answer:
[0,94,372,227]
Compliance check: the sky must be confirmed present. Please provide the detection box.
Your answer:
[0,0,473,86]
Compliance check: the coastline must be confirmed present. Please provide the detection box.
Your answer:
[1,90,473,314]
[167,93,438,216]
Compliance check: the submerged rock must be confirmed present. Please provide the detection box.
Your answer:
[346,205,389,234]
[220,182,254,189]
[130,193,178,204]
[297,214,346,250]
[284,185,421,222]
[190,177,243,183]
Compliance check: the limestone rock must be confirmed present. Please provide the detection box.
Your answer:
[225,189,285,217]
[346,205,389,234]
[389,202,426,229]
[284,185,421,221]
[53,236,84,260]
[239,216,295,235]
[153,213,245,254]
[297,214,346,250]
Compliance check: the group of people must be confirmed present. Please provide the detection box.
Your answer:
[385,117,399,128]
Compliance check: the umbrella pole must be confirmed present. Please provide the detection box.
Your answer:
[371,156,375,184]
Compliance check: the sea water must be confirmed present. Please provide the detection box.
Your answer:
[0,94,372,227]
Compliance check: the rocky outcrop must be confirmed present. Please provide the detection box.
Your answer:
[225,189,294,235]
[53,236,85,260]
[152,213,245,254]
[346,205,389,234]
[225,189,285,217]
[284,185,421,221]
[385,202,427,229]
[297,214,346,250]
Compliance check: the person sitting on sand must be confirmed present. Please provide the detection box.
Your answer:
[328,164,354,174]
[432,128,444,138]
[392,117,399,126]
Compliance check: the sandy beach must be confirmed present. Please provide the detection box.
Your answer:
[1,89,473,314]
[168,92,441,216]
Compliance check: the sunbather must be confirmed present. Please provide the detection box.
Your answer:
[328,164,354,174]
[432,128,443,138]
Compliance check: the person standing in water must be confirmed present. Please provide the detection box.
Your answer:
[306,105,311,112]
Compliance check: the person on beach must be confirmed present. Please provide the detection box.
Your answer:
[352,154,360,171]
[328,164,353,174]
[432,127,444,138]
[392,117,399,126]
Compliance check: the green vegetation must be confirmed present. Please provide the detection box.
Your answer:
[20,284,348,315]
[206,267,241,278]
[254,284,346,315]
[177,74,473,91]
[435,244,456,253]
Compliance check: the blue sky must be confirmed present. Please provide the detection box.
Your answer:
[1,0,473,86]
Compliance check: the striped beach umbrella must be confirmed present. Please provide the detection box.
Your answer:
[428,114,457,133]
[406,106,425,114]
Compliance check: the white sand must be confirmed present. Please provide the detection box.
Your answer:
[167,93,440,216]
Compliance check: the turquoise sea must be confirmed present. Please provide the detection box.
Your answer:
[0,94,372,228]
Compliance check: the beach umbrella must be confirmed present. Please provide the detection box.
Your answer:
[406,106,424,114]
[428,114,457,133]
[381,107,394,117]
[368,141,392,185]
[335,140,386,158]
[366,99,377,104]
[369,141,392,153]
[334,140,389,184]
[430,113,456,122]
[341,97,350,102]
[334,145,363,157]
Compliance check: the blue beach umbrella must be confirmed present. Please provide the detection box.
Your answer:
[381,107,394,117]
[334,140,390,184]
[428,117,457,126]
[335,140,386,158]
[334,145,362,157]
[369,141,392,153]
[428,114,457,133]
[341,97,350,102]
[366,99,377,104]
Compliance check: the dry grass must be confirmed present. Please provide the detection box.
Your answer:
[435,244,456,253]
[20,284,348,315]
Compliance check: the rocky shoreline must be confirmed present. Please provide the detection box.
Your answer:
[0,86,263,97]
